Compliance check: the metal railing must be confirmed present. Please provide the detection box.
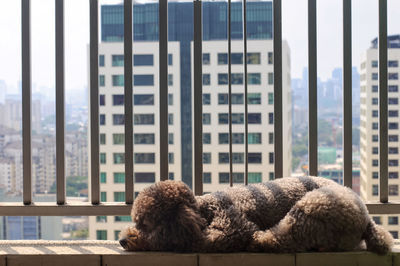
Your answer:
[0,0,398,216]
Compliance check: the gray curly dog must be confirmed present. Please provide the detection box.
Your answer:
[119,176,393,254]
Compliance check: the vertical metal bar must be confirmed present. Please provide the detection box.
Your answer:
[159,0,169,181]
[124,0,134,204]
[56,0,65,204]
[194,0,203,196]
[22,0,32,205]
[228,0,233,187]
[273,0,283,179]
[379,0,388,203]
[90,0,100,204]
[343,0,352,188]
[308,0,318,176]
[243,0,248,185]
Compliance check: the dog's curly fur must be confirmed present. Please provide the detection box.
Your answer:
[119,176,393,254]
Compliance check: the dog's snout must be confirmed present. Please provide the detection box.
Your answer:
[119,238,128,249]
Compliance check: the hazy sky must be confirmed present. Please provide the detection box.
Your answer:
[0,0,399,96]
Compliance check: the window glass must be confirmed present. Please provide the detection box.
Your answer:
[169,173,175,180]
[114,192,125,202]
[134,75,154,86]
[202,53,210,65]
[218,73,228,85]
[115,216,131,223]
[168,54,173,65]
[269,132,274,144]
[372,98,378,105]
[135,173,155,183]
[203,113,211,125]
[389,172,399,179]
[372,185,378,196]
[389,135,398,142]
[100,153,106,164]
[96,216,107,223]
[168,133,174,144]
[248,172,262,183]
[389,110,398,117]
[134,114,154,125]
[203,172,211,184]
[389,185,399,196]
[268,72,274,85]
[112,75,124,86]
[232,93,244,104]
[389,147,398,154]
[134,94,154,105]
[114,173,125,183]
[100,114,106,125]
[233,173,244,183]
[101,192,107,202]
[372,216,381,224]
[268,93,274,104]
[389,123,398,130]
[100,172,107,183]
[248,93,261,104]
[372,73,378,80]
[113,114,124,125]
[112,55,124,66]
[113,95,124,106]
[248,133,262,144]
[389,85,398,92]
[218,53,228,64]
[100,75,105,86]
[371,60,378,67]
[219,173,229,184]
[134,54,153,66]
[247,52,261,64]
[96,230,107,240]
[203,93,211,105]
[203,153,211,164]
[169,153,174,164]
[168,74,173,86]
[203,74,210,85]
[372,85,378,92]
[390,231,399,239]
[100,134,106,145]
[113,153,125,164]
[100,95,105,106]
[389,60,398,67]
[168,94,173,105]
[268,52,273,64]
[372,172,378,179]
[135,153,155,164]
[249,153,262,164]
[389,73,398,80]
[168,114,174,125]
[113,134,124,145]
[249,113,262,124]
[232,73,243,84]
[248,73,261,85]
[134,134,155,144]
[203,133,211,144]
[99,55,105,67]
[389,98,398,105]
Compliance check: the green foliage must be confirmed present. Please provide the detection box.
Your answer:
[70,229,88,240]
[50,176,88,197]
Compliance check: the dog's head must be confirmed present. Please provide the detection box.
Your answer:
[120,180,206,251]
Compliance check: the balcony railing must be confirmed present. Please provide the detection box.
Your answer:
[0,0,398,217]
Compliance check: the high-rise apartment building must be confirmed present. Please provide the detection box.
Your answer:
[89,1,292,240]
[360,35,400,239]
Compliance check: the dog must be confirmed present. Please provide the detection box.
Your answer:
[119,176,393,253]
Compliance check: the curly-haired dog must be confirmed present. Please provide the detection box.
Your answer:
[119,176,393,254]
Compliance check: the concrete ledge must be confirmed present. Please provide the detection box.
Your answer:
[0,241,399,266]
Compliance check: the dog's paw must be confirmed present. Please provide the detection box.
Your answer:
[119,226,150,251]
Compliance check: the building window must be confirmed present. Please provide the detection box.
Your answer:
[203,153,211,164]
[114,192,125,202]
[168,153,174,164]
[233,173,244,183]
[112,75,124,86]
[216,133,244,144]
[203,113,211,125]
[371,60,378,68]
[372,216,381,225]
[168,94,173,105]
[249,153,262,164]
[389,147,398,154]
[168,113,174,125]
[269,152,274,164]
[231,53,243,64]
[113,133,124,145]
[134,75,154,86]
[372,135,378,142]
[248,93,261,104]
[389,73,398,80]
[219,173,229,184]
[96,216,107,223]
[96,230,107,240]
[389,185,399,196]
[203,93,211,105]
[113,95,124,106]
[248,172,262,183]
[218,53,228,64]
[100,114,106,125]
[169,172,174,180]
[389,123,398,130]
[168,54,173,65]
[100,172,107,183]
[113,153,125,164]
[372,122,378,130]
[218,73,228,85]
[389,135,399,142]
[372,172,378,179]
[268,93,274,104]
[218,94,228,104]
[100,95,105,106]
[269,172,274,180]
[389,98,398,105]
[99,54,105,67]
[133,54,153,66]
[389,216,399,225]
[114,230,121,240]
[389,160,399,167]
[390,231,398,239]
[389,85,398,92]
[203,74,210,85]
[372,184,378,196]
[168,133,174,144]
[101,191,107,202]
[248,73,261,85]
[113,114,124,125]
[168,74,173,86]
[203,133,211,144]
[100,75,105,87]
[112,55,124,66]
[388,60,398,67]
[232,93,244,104]
[372,147,378,154]
[203,172,211,184]
[135,172,155,183]
[202,53,210,65]
[372,73,378,80]
[249,113,262,124]
[372,85,378,92]
[389,110,398,117]
[114,173,125,183]
[134,134,155,144]
[389,172,399,179]
[372,160,378,167]
[372,98,378,105]
[268,113,273,124]
[218,113,244,124]
[269,132,274,144]
[232,73,244,84]
[100,153,106,164]
[100,134,106,145]
[247,52,261,64]
[268,72,274,85]
[248,133,262,144]
[372,110,378,117]
[134,114,154,125]
[135,153,155,164]
[268,52,273,64]
[134,94,154,105]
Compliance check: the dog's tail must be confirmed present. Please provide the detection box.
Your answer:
[363,220,394,254]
